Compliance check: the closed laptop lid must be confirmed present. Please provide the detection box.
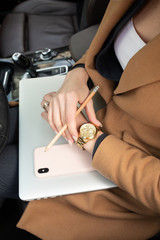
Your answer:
[19,75,116,201]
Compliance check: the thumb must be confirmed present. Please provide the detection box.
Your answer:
[85,99,102,127]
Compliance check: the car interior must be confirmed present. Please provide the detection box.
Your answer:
[0,0,159,239]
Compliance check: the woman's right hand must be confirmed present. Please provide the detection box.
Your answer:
[41,67,102,144]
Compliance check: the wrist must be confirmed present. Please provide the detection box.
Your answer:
[83,131,104,154]
[67,67,89,84]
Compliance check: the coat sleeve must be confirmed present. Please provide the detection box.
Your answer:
[92,134,160,214]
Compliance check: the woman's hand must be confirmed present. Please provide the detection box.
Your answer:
[41,67,102,144]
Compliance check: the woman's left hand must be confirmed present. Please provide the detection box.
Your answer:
[41,92,104,154]
[41,91,88,141]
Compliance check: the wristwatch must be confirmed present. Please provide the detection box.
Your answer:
[76,123,99,150]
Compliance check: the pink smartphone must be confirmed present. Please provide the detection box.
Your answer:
[34,144,95,178]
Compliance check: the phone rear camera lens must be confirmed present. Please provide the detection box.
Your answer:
[38,168,49,174]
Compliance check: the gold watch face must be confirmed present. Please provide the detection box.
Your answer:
[79,123,97,141]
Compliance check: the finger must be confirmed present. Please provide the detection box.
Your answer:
[75,112,88,128]
[49,97,64,134]
[41,111,48,122]
[41,92,56,108]
[85,99,102,126]
[58,93,74,141]
[42,92,56,100]
[41,95,52,112]
[57,93,67,139]
[47,100,57,132]
[65,92,79,142]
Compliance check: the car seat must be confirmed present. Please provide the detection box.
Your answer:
[69,0,109,61]
[0,0,79,58]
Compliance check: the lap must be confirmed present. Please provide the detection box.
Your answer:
[17,189,160,240]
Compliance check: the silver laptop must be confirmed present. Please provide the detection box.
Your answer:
[19,75,116,201]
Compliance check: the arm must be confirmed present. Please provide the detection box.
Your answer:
[91,134,160,214]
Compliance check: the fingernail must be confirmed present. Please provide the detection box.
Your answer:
[98,121,103,127]
[72,136,77,142]
[68,140,73,146]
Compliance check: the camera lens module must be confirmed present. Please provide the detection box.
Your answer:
[38,168,49,174]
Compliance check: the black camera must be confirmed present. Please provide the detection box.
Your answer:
[38,168,49,174]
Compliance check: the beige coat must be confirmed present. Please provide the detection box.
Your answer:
[17,0,160,239]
